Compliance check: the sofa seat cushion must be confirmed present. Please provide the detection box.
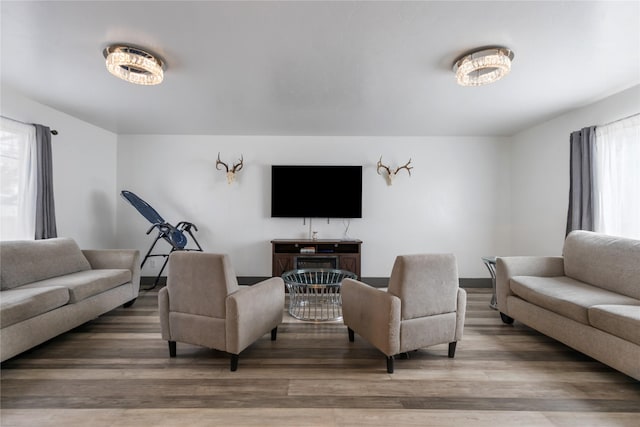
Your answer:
[588,305,640,345]
[0,286,70,327]
[510,276,640,325]
[21,269,132,303]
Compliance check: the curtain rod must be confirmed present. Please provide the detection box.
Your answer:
[0,115,58,135]
[600,112,639,127]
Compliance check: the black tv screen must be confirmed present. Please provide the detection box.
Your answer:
[271,165,362,218]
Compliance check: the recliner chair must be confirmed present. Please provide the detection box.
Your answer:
[158,252,284,371]
[341,253,466,373]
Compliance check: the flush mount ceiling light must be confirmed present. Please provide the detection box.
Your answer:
[452,47,514,86]
[103,45,165,85]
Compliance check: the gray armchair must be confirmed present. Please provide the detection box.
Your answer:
[342,254,467,373]
[158,252,284,371]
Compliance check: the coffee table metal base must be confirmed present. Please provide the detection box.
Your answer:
[282,269,357,322]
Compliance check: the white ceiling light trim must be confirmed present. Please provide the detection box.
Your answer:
[103,45,165,86]
[453,47,514,86]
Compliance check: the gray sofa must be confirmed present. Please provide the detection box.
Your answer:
[0,238,140,362]
[496,230,640,380]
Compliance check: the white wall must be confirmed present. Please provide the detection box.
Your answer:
[510,85,640,256]
[117,135,511,278]
[1,86,119,248]
[5,83,636,276]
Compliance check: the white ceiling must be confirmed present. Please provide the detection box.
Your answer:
[1,1,638,136]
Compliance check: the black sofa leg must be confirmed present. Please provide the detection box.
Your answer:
[123,298,136,308]
[168,341,176,357]
[271,327,278,341]
[348,327,355,342]
[386,356,394,374]
[448,342,457,358]
[230,354,239,372]
[500,312,515,324]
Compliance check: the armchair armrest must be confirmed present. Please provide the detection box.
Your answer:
[342,278,401,356]
[226,277,285,354]
[158,287,170,340]
[455,287,467,341]
[82,249,141,294]
[496,256,564,312]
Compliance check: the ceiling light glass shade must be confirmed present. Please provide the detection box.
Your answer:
[453,47,514,86]
[103,45,165,85]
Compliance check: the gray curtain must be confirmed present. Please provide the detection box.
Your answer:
[566,126,596,236]
[34,124,57,239]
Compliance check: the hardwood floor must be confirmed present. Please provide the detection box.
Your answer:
[1,288,638,426]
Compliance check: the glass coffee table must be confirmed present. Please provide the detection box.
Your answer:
[282,269,357,321]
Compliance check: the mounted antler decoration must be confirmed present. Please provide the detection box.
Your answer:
[377,156,413,185]
[216,153,244,184]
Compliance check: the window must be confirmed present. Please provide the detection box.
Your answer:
[593,115,640,239]
[0,117,37,240]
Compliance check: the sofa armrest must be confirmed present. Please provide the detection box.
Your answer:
[342,278,401,356]
[496,256,564,313]
[82,249,141,294]
[226,277,285,354]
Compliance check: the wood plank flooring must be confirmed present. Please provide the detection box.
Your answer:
[1,288,638,426]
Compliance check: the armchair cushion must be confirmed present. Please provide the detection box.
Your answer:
[167,252,239,318]
[400,312,457,352]
[388,254,458,319]
[169,312,226,351]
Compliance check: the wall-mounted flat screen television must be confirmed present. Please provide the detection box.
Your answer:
[271,165,362,218]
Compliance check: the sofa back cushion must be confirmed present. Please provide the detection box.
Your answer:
[563,231,640,299]
[0,238,91,290]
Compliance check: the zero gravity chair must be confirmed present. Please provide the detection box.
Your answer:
[121,190,203,289]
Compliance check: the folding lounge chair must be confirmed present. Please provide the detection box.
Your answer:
[121,190,203,289]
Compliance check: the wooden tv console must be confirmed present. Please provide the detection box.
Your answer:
[271,239,362,278]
